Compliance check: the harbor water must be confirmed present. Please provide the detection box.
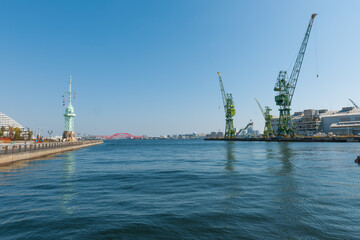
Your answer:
[1,139,360,239]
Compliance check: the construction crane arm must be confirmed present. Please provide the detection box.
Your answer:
[255,98,266,119]
[288,13,317,104]
[217,72,227,113]
[236,120,254,136]
[349,99,359,109]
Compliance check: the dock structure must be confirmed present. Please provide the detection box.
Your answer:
[0,140,103,166]
[205,137,360,142]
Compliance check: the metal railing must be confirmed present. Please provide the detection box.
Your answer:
[0,140,102,155]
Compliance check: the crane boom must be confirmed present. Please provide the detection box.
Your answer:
[236,120,253,136]
[288,13,317,104]
[217,72,227,113]
[254,98,274,137]
[255,98,265,118]
[349,99,359,109]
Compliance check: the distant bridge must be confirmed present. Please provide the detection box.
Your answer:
[97,133,144,140]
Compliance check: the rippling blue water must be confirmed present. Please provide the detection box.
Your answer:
[1,139,360,239]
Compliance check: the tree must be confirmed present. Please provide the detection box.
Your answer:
[8,126,14,139]
[0,126,5,137]
[14,128,22,140]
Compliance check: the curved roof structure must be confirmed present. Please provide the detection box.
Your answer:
[0,112,24,129]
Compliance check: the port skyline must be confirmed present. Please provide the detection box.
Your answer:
[0,0,359,137]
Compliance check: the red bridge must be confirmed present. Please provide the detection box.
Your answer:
[97,133,144,140]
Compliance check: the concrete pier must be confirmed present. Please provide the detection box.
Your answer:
[0,140,103,166]
[205,136,360,142]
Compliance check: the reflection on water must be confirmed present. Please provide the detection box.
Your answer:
[222,141,242,222]
[1,140,360,239]
[0,160,33,173]
[273,142,301,229]
[225,142,235,171]
[0,155,57,173]
[61,152,77,215]
[278,142,293,174]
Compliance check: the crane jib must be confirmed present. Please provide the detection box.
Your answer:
[288,13,317,104]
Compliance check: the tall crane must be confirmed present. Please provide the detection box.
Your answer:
[218,72,236,138]
[349,99,359,109]
[274,13,317,137]
[255,98,274,137]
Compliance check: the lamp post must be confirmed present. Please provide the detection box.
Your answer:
[48,130,53,142]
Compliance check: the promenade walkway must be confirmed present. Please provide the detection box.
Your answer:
[0,140,103,165]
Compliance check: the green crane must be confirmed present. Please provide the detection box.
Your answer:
[274,13,317,137]
[218,72,236,138]
[254,98,274,137]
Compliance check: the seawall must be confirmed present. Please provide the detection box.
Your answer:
[0,140,103,166]
[204,137,360,142]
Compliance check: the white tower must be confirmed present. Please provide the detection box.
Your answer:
[62,75,76,141]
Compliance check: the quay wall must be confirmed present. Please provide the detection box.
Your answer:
[204,137,360,142]
[0,140,103,166]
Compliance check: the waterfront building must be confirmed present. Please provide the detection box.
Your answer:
[0,112,24,129]
[205,131,224,138]
[271,106,360,136]
[62,76,76,141]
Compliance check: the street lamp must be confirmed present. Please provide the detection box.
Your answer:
[48,130,53,142]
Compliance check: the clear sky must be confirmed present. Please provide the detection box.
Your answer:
[0,0,359,137]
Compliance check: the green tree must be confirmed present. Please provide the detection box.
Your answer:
[0,126,5,137]
[14,128,22,140]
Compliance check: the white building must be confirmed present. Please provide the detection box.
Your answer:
[271,107,360,136]
[0,112,24,129]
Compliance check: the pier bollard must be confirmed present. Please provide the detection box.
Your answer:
[5,146,8,154]
[24,145,27,152]
[19,145,22,153]
[12,146,15,154]
[355,156,360,164]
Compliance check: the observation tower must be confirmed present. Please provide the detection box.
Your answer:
[62,75,76,141]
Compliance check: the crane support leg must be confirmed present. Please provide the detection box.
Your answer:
[225,118,235,138]
[277,108,295,136]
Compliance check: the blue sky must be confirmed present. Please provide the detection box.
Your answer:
[0,0,359,136]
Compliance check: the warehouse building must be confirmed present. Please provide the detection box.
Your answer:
[271,107,360,136]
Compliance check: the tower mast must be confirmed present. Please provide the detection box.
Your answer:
[68,75,72,104]
[62,75,76,142]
